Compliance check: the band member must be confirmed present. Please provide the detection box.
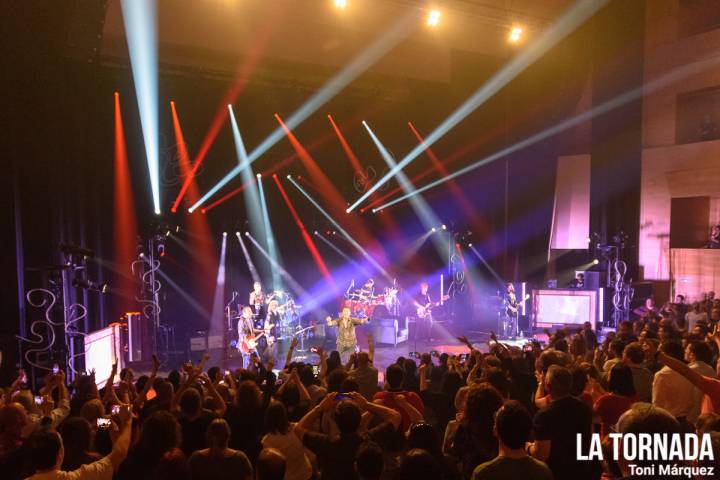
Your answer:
[502,283,519,339]
[707,225,720,249]
[414,282,433,340]
[569,273,585,289]
[326,306,368,362]
[237,306,256,366]
[260,300,280,361]
[249,281,266,318]
[359,279,375,298]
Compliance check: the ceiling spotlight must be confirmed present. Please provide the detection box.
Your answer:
[286,174,291,179]
[244,232,250,237]
[509,26,523,43]
[223,232,228,237]
[468,243,473,247]
[431,227,437,233]
[334,0,347,9]
[256,173,262,179]
[441,224,447,230]
[427,9,441,27]
[313,230,318,235]
[593,259,599,265]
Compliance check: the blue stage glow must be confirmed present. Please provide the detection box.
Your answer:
[257,176,283,290]
[189,13,417,212]
[347,0,609,212]
[120,0,160,214]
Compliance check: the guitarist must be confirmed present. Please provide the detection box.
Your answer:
[238,306,257,365]
[414,282,435,340]
[260,300,281,361]
[502,282,519,339]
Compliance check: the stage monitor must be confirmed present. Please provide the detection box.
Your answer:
[532,289,597,331]
[84,323,124,389]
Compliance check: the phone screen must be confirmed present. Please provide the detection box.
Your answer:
[312,365,319,376]
[334,393,352,401]
[34,396,42,405]
[97,418,111,428]
[52,364,59,375]
[111,405,120,415]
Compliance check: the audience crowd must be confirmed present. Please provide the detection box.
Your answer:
[2,292,720,480]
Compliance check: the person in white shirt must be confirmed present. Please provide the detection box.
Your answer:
[262,401,312,480]
[25,404,132,480]
[685,341,718,424]
[685,302,708,332]
[652,342,696,430]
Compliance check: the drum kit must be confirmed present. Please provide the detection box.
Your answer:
[344,285,401,319]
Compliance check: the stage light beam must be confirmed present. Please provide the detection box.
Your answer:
[120,0,160,214]
[374,53,720,210]
[287,176,391,281]
[257,175,283,290]
[347,0,609,212]
[190,13,418,212]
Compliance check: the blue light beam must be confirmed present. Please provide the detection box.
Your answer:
[287,176,391,281]
[120,0,160,214]
[347,0,609,212]
[189,13,418,212]
[374,54,720,210]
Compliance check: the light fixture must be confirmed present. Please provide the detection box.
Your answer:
[431,227,437,233]
[593,259,599,265]
[223,232,228,237]
[72,278,109,294]
[468,243,473,247]
[334,0,347,10]
[441,224,447,230]
[427,9,441,28]
[509,26,523,43]
[256,173,262,179]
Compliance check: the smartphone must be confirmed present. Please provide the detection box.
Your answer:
[111,405,121,415]
[34,395,43,405]
[52,364,59,375]
[334,393,353,401]
[224,370,231,376]
[97,418,111,428]
[458,353,469,361]
[312,365,319,376]
[310,347,318,354]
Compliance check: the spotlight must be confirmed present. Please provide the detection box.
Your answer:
[72,278,109,294]
[345,208,351,213]
[175,225,180,233]
[468,243,473,247]
[586,236,592,244]
[334,0,347,9]
[286,174,291,179]
[593,259,599,265]
[509,26,523,43]
[431,227,437,233]
[313,230,318,235]
[256,173,262,179]
[426,9,441,27]
[244,232,250,237]
[223,232,228,237]
[236,231,241,236]
[441,224,447,230]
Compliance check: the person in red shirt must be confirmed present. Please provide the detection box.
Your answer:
[373,363,424,431]
[593,364,637,438]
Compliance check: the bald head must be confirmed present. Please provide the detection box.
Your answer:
[256,448,286,480]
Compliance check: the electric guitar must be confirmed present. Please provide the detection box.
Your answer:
[416,295,450,319]
[505,294,530,316]
[239,332,266,354]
